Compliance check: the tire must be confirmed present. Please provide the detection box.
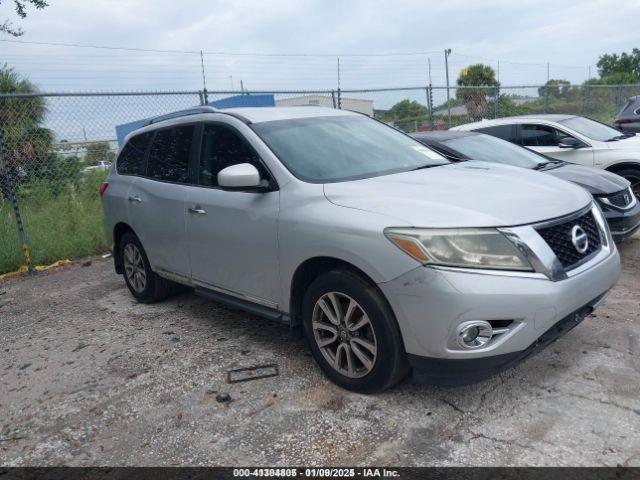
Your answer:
[301,269,409,393]
[120,232,169,303]
[614,167,640,199]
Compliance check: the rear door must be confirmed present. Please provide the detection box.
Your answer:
[517,123,595,166]
[127,124,197,279]
[185,121,281,307]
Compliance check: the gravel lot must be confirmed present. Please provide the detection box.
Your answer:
[1,236,639,467]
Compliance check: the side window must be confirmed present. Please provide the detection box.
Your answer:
[117,131,153,175]
[519,124,562,147]
[199,124,267,187]
[147,125,194,183]
[476,125,515,142]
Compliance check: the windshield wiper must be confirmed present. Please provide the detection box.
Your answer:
[409,163,448,171]
[606,133,634,142]
[533,161,552,170]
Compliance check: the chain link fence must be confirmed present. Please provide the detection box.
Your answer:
[1,84,639,274]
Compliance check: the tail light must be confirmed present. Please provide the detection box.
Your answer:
[99,182,109,198]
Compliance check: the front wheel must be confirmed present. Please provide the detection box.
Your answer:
[301,269,409,393]
[615,167,640,199]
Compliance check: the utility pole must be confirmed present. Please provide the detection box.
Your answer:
[426,57,433,125]
[544,61,550,113]
[200,50,208,104]
[240,79,245,94]
[444,49,452,127]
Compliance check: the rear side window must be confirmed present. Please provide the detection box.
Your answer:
[199,124,266,187]
[475,125,515,142]
[147,125,195,183]
[117,131,153,175]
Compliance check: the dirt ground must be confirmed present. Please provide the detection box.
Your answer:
[0,236,639,467]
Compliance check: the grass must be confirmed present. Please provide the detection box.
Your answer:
[0,171,110,274]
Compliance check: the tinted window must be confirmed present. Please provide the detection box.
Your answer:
[199,124,266,187]
[519,124,562,147]
[475,125,515,142]
[117,131,152,175]
[251,115,448,183]
[147,125,194,183]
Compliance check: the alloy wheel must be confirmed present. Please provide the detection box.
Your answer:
[123,243,147,293]
[311,292,378,378]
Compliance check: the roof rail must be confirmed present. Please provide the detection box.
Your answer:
[141,106,220,127]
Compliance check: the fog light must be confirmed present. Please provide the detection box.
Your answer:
[457,321,493,349]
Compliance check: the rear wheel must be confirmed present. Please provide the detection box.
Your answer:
[301,269,409,393]
[120,232,169,303]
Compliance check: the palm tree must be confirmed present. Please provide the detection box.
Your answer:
[456,64,500,120]
[0,64,53,197]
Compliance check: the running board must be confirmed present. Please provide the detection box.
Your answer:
[194,286,289,325]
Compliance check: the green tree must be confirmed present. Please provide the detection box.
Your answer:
[538,79,571,99]
[0,64,53,197]
[382,99,427,120]
[456,64,500,120]
[596,49,640,83]
[1,0,48,36]
[85,141,115,166]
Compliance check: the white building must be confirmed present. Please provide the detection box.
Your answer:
[275,95,374,116]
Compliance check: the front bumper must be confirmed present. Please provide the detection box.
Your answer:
[378,245,620,383]
[601,201,640,242]
[407,294,605,385]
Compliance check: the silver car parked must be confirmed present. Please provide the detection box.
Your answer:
[100,106,620,392]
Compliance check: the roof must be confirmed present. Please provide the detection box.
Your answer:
[220,106,359,123]
[452,114,579,131]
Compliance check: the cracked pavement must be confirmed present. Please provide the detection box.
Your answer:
[0,236,639,466]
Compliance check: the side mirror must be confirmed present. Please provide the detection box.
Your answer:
[218,163,262,189]
[558,137,583,149]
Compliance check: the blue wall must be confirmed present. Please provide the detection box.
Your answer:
[115,94,275,147]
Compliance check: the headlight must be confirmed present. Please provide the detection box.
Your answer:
[384,227,533,271]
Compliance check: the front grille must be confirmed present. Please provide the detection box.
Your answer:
[603,188,634,208]
[537,210,601,270]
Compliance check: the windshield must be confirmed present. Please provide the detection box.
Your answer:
[558,116,623,141]
[251,115,448,183]
[442,134,548,169]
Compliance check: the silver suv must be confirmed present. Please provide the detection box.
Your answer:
[100,106,621,392]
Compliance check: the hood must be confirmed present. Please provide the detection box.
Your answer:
[606,134,640,149]
[324,161,592,228]
[546,164,630,195]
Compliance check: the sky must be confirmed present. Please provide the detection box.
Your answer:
[1,0,639,92]
[1,0,638,143]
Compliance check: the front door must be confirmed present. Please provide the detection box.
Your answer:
[185,122,281,308]
[518,123,595,166]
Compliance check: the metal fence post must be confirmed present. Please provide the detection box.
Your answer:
[582,85,589,116]
[426,85,434,126]
[543,85,549,114]
[337,88,342,109]
[494,86,500,119]
[0,129,34,275]
[331,90,337,109]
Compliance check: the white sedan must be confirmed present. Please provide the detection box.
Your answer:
[452,114,640,198]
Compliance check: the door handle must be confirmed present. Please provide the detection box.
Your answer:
[188,206,207,215]
[128,195,142,203]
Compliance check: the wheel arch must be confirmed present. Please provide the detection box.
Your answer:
[288,256,387,327]
[604,160,640,174]
[112,222,136,274]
